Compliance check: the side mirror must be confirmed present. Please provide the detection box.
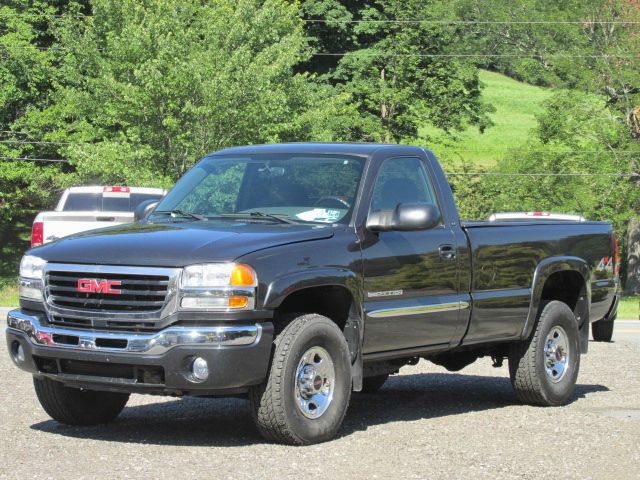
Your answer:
[134,200,159,222]
[367,203,441,232]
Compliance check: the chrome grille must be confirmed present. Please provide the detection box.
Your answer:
[43,263,181,328]
[46,271,169,312]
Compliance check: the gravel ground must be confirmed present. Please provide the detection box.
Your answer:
[1,327,639,480]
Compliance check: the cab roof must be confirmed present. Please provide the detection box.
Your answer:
[210,142,431,158]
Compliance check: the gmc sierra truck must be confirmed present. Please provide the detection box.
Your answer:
[7,143,620,445]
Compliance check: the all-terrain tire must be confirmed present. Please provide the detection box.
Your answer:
[250,313,352,445]
[360,374,389,393]
[592,319,614,342]
[508,300,580,406]
[33,377,129,425]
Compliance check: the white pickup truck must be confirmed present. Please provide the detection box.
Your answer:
[31,186,165,247]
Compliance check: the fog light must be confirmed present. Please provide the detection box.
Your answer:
[191,357,209,381]
[12,341,25,363]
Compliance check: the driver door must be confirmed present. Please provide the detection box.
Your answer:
[361,157,462,353]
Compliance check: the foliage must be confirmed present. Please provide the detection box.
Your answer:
[618,296,639,319]
[451,0,640,134]
[25,0,360,186]
[451,91,640,259]
[301,0,493,142]
[425,70,555,167]
[0,211,31,306]
[0,1,74,219]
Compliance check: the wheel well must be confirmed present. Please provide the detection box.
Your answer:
[274,285,353,331]
[540,270,586,315]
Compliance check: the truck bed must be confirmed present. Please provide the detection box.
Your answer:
[459,219,617,346]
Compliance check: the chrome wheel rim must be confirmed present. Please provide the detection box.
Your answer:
[544,326,570,383]
[294,346,335,419]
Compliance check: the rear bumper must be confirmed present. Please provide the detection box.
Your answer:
[6,309,273,395]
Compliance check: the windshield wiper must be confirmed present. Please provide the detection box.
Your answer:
[218,212,298,224]
[152,209,207,221]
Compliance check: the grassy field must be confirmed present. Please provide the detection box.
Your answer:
[422,70,555,167]
[618,296,639,320]
[0,214,32,307]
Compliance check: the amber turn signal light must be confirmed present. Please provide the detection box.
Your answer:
[230,264,257,287]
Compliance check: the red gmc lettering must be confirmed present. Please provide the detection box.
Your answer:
[77,279,122,294]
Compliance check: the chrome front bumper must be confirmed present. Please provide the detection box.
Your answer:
[6,309,261,355]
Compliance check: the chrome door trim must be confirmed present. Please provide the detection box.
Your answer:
[368,301,470,318]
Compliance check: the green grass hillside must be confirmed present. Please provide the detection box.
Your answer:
[423,70,555,167]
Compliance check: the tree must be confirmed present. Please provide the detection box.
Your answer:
[485,92,640,257]
[301,0,493,143]
[20,0,357,187]
[452,0,640,135]
[0,1,78,218]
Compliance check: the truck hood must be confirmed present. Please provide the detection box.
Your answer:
[29,220,335,267]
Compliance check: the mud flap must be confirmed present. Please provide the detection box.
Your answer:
[351,351,363,392]
[579,318,589,353]
[343,309,363,391]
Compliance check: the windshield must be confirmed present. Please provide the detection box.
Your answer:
[154,154,366,224]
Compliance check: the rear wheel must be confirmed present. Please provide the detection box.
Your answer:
[33,377,129,425]
[250,313,352,445]
[592,319,614,342]
[508,301,580,406]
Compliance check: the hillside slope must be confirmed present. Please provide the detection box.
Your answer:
[423,70,556,167]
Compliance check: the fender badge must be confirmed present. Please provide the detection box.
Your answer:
[367,290,403,298]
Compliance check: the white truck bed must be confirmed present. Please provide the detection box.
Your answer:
[32,186,165,246]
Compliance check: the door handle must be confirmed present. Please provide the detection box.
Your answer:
[439,244,456,261]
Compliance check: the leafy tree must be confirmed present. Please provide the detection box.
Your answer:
[301,0,493,142]
[19,0,358,188]
[463,92,640,258]
[452,0,640,133]
[0,1,79,218]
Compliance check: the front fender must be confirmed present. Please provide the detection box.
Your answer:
[521,256,591,340]
[263,267,361,310]
[262,267,365,390]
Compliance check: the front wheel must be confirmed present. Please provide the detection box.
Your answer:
[34,377,129,425]
[508,300,580,406]
[250,313,352,445]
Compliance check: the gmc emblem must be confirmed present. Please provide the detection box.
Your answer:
[77,279,122,294]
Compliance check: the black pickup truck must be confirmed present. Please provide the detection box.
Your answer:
[7,143,620,445]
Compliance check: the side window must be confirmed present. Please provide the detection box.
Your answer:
[370,157,438,212]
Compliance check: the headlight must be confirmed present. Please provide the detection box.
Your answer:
[19,255,46,301]
[180,263,257,310]
[20,255,46,279]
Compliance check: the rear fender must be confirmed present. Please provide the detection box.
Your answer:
[522,256,591,344]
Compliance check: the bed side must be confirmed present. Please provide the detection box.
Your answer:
[460,221,617,347]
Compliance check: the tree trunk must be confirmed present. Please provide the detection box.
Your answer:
[625,218,640,296]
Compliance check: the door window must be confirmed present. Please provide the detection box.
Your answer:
[370,157,438,212]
